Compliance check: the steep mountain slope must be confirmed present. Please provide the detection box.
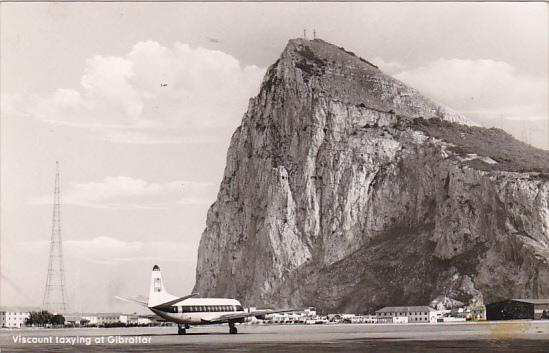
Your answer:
[194,38,549,313]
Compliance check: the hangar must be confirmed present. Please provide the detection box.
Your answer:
[486,299,549,321]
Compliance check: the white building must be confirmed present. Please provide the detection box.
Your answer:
[342,314,377,323]
[303,307,317,317]
[375,306,444,323]
[137,317,152,325]
[63,314,83,326]
[0,311,30,328]
[120,314,142,325]
[80,313,152,326]
[392,316,408,324]
[81,313,123,326]
[361,315,378,323]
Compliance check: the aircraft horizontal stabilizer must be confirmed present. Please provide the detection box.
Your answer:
[152,293,200,308]
[114,296,149,308]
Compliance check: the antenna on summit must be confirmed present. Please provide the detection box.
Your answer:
[313,29,316,39]
[303,29,307,39]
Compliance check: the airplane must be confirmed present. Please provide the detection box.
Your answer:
[116,265,299,334]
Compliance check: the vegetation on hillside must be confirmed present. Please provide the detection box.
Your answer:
[408,117,549,176]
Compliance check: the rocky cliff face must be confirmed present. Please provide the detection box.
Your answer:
[193,38,549,312]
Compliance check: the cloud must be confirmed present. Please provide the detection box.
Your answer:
[12,41,265,144]
[394,58,547,121]
[17,236,196,265]
[371,57,406,75]
[30,176,217,209]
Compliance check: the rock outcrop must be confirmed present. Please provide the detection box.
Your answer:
[193,38,549,312]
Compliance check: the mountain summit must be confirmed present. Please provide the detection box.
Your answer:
[263,38,472,125]
[194,38,549,312]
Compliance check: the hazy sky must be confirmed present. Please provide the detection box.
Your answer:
[1,2,547,313]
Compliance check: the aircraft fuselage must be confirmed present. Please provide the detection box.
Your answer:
[151,298,245,325]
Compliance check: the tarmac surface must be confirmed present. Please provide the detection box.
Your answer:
[1,321,548,352]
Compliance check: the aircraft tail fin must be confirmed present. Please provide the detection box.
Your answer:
[148,265,178,307]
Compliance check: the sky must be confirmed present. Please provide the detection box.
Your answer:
[1,2,547,313]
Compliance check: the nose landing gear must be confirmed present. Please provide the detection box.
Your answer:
[228,322,238,334]
[177,324,187,335]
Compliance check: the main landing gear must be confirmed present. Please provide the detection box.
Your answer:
[178,324,189,335]
[229,322,238,334]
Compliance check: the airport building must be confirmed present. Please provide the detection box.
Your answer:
[81,313,125,326]
[79,313,153,326]
[486,299,549,321]
[119,314,152,325]
[0,311,30,328]
[375,306,443,323]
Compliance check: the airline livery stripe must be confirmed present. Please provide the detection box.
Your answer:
[156,305,244,313]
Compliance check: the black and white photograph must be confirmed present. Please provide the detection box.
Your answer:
[1,2,548,352]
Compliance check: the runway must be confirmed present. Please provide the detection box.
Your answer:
[1,321,548,352]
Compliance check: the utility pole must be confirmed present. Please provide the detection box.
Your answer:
[43,161,68,314]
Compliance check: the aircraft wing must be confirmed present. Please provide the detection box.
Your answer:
[205,308,301,323]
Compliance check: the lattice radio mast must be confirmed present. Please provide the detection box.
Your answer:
[42,161,68,314]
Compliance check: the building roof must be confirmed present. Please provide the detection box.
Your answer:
[375,306,435,313]
[81,313,123,317]
[511,299,549,305]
